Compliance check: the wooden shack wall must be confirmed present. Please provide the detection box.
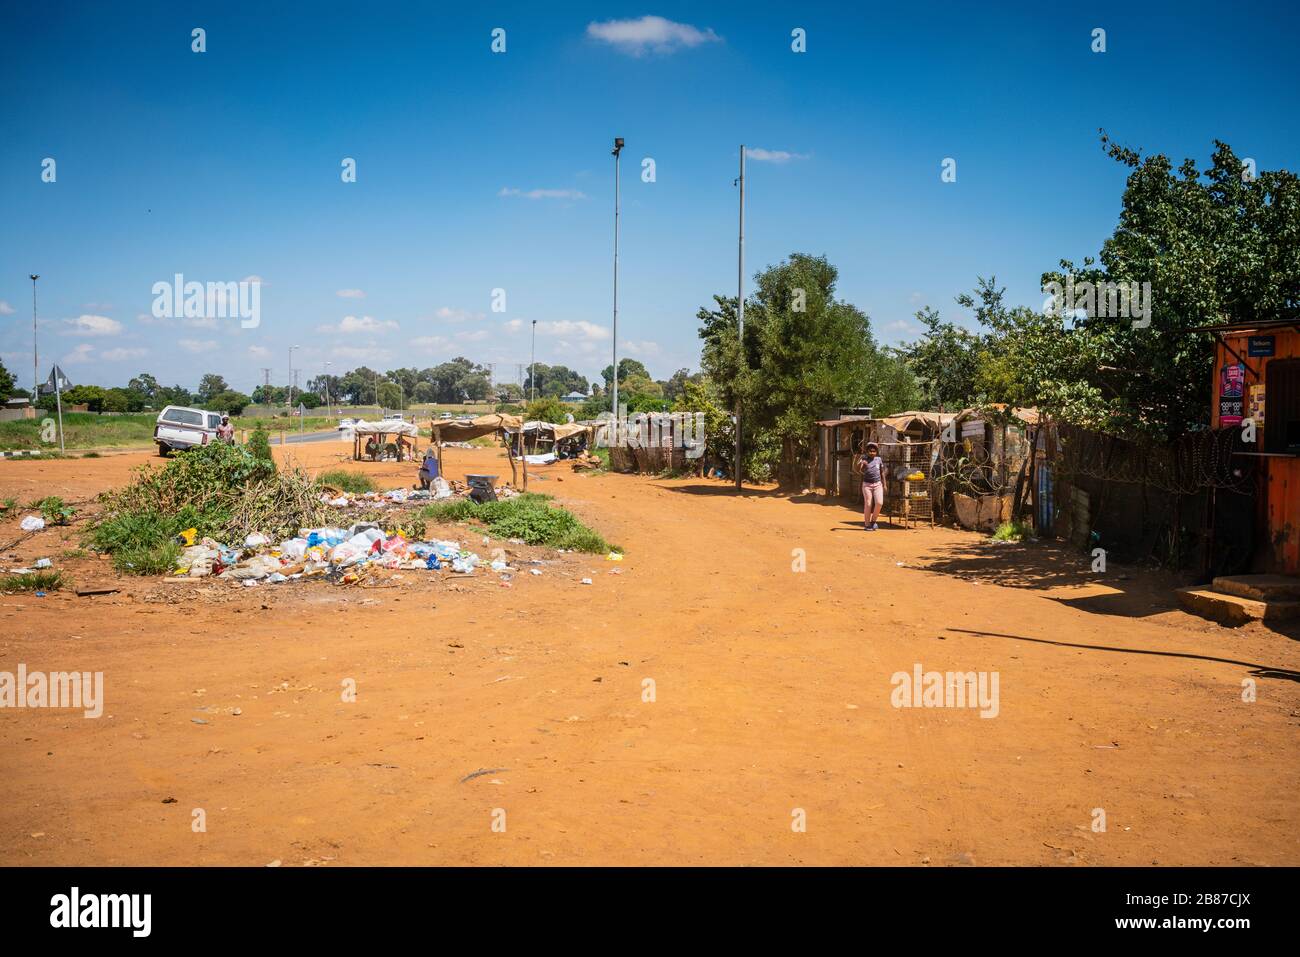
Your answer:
[1212,329,1300,574]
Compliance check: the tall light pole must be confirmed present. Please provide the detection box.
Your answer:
[287,344,298,415]
[29,274,39,397]
[611,137,623,434]
[323,360,332,417]
[735,145,745,490]
[530,319,538,403]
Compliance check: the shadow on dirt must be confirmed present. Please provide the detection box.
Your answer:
[946,627,1300,681]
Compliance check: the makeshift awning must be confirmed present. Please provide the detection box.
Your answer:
[352,419,419,436]
[431,413,523,442]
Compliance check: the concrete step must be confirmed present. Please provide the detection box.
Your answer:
[1211,574,1300,602]
[1176,586,1300,626]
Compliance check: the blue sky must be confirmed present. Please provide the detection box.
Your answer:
[2,1,1297,396]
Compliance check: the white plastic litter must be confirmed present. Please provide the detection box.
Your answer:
[245,532,270,548]
[33,558,52,569]
[279,538,309,561]
[20,516,45,532]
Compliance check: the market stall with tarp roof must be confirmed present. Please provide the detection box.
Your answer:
[350,419,420,462]
[430,412,528,489]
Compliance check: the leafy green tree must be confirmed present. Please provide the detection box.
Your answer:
[1030,135,1300,440]
[601,358,650,392]
[128,372,159,399]
[204,389,251,416]
[197,374,229,403]
[699,252,892,483]
[62,385,108,412]
[524,397,570,424]
[0,359,14,403]
[376,381,402,409]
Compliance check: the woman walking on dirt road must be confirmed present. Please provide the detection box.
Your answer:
[859,441,885,530]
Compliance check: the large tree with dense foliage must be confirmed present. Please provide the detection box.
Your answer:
[699,252,919,482]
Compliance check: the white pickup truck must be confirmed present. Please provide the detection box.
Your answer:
[154,405,223,455]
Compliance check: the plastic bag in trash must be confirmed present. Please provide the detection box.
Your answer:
[279,538,309,561]
[329,540,369,567]
[245,532,271,549]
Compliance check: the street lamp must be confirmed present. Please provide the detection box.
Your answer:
[287,344,298,414]
[530,319,538,403]
[611,136,623,435]
[735,145,745,490]
[29,274,39,397]
[323,360,332,418]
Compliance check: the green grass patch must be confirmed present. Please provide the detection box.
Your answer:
[0,412,157,451]
[418,492,614,553]
[317,469,377,494]
[992,519,1033,542]
[0,571,64,592]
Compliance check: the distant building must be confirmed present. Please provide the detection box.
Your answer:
[561,391,588,404]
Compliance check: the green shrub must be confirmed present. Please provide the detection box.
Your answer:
[33,496,77,526]
[419,493,611,553]
[88,442,337,572]
[317,469,376,494]
[246,427,274,466]
[992,519,1033,542]
[0,571,64,592]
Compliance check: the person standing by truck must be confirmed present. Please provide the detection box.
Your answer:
[216,415,235,445]
[858,441,886,530]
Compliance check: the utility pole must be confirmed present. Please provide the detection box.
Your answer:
[29,275,39,397]
[287,345,298,415]
[611,137,624,437]
[735,145,745,490]
[530,320,538,402]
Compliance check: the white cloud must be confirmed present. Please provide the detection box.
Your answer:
[178,338,218,354]
[100,347,148,362]
[136,311,169,326]
[331,344,393,362]
[539,320,610,341]
[502,319,611,342]
[747,148,810,164]
[411,335,451,351]
[0,301,14,315]
[586,15,720,56]
[248,345,271,359]
[61,343,95,364]
[623,339,662,357]
[498,187,587,201]
[435,306,486,323]
[336,288,366,299]
[318,315,399,335]
[456,329,490,342]
[62,314,122,337]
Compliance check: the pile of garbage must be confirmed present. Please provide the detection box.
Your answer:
[318,478,520,509]
[172,522,519,587]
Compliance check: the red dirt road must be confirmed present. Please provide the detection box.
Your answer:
[2,442,1297,865]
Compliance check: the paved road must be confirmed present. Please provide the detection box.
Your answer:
[276,429,347,445]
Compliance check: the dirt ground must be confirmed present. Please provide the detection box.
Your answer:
[2,438,1297,866]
